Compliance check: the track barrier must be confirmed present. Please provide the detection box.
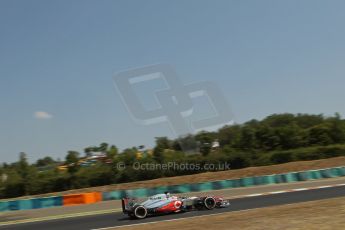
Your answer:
[63,192,102,206]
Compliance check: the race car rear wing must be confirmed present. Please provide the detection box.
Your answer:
[121,198,130,214]
[122,197,137,214]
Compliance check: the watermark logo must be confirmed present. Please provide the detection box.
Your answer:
[113,64,233,152]
[115,161,231,172]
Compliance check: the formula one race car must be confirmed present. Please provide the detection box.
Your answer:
[121,192,230,219]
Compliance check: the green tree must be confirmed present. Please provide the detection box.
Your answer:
[172,135,198,153]
[107,145,118,160]
[17,152,29,179]
[262,113,295,127]
[120,148,137,165]
[236,126,257,150]
[84,147,93,157]
[255,125,280,150]
[295,114,324,129]
[36,156,55,167]
[217,125,241,147]
[328,113,345,143]
[195,131,215,156]
[153,137,172,163]
[99,142,109,152]
[65,151,80,175]
[275,124,306,149]
[308,124,333,146]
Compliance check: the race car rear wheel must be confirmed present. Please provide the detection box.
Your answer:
[204,197,216,210]
[133,205,147,219]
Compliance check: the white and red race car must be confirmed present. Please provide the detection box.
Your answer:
[122,192,230,219]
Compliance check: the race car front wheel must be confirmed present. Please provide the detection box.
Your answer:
[204,197,216,210]
[133,205,147,219]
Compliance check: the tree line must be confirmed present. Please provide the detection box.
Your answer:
[1,113,345,199]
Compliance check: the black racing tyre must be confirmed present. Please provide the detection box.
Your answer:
[204,197,216,210]
[133,205,147,219]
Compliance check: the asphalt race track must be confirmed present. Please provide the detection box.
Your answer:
[2,185,345,230]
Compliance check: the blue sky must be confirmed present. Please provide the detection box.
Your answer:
[1,0,345,163]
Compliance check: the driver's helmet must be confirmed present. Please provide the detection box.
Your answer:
[164,191,171,198]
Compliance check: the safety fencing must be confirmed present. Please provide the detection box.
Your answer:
[0,192,101,212]
[1,166,345,212]
[0,196,62,212]
[102,166,345,200]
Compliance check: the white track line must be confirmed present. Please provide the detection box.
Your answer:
[239,182,345,198]
[245,193,264,197]
[317,185,332,189]
[292,188,308,191]
[268,191,285,194]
